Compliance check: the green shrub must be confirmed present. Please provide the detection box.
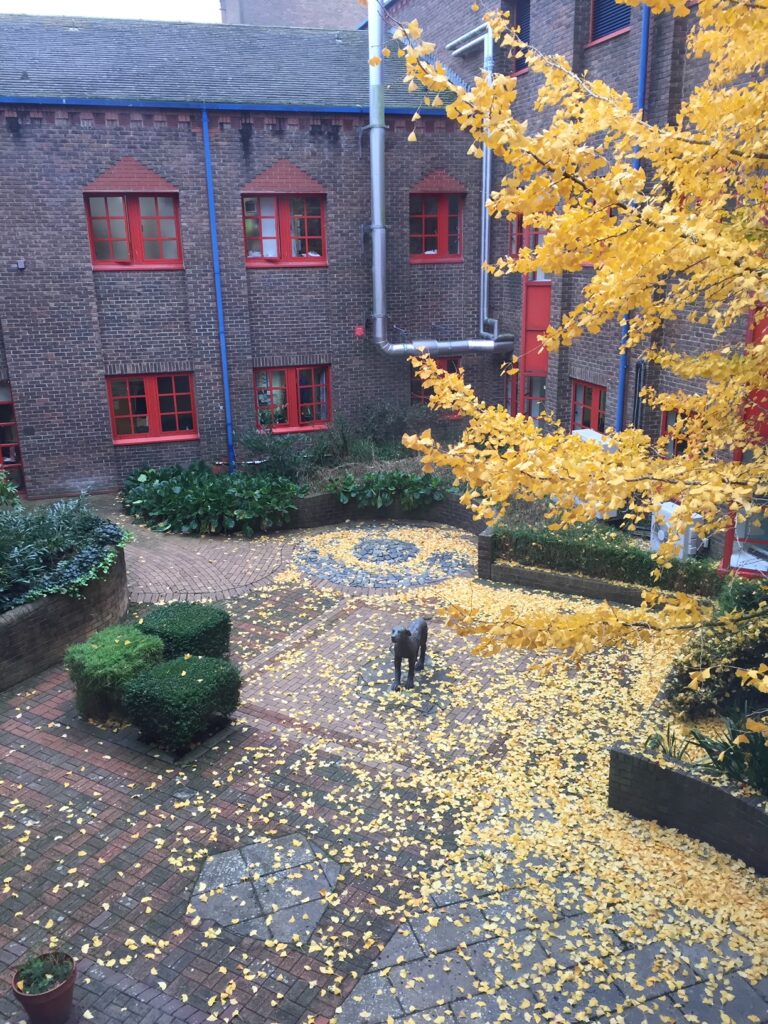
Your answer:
[123,656,241,754]
[664,618,768,717]
[65,625,164,721]
[716,573,767,615]
[0,497,127,614]
[122,462,302,535]
[0,470,21,509]
[328,470,449,511]
[691,712,768,796]
[138,602,230,658]
[493,521,722,596]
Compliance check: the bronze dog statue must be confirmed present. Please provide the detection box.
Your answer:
[391,617,428,691]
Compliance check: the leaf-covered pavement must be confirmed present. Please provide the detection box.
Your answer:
[1,521,767,1024]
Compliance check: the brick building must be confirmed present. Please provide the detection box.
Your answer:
[0,0,758,562]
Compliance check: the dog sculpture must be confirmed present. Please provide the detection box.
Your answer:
[391,617,428,691]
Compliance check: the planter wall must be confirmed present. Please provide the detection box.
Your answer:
[0,550,128,693]
[609,744,768,876]
[477,528,645,606]
[290,491,486,535]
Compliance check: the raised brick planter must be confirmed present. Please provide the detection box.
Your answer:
[0,549,128,693]
[609,744,768,876]
[290,491,485,535]
[476,528,645,605]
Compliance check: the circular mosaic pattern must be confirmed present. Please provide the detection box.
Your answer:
[353,537,419,564]
[295,523,474,590]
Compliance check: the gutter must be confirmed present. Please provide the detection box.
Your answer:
[616,3,652,431]
[366,0,512,356]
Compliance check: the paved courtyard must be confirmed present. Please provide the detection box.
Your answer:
[1,503,768,1024]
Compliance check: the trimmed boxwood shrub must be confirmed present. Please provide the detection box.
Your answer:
[123,656,241,754]
[65,625,164,721]
[493,521,722,597]
[138,602,230,658]
[664,617,768,717]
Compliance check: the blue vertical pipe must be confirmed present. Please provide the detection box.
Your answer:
[202,108,237,473]
[615,3,651,432]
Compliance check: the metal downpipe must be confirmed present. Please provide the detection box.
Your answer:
[366,2,511,356]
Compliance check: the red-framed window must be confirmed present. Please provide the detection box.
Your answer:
[86,194,182,269]
[254,365,331,432]
[409,194,463,263]
[523,374,546,421]
[571,380,607,432]
[0,382,24,490]
[410,357,461,405]
[243,195,327,267]
[509,214,524,258]
[660,409,689,457]
[107,373,198,443]
[510,0,530,74]
[590,0,631,43]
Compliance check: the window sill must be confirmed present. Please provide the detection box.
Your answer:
[246,259,328,269]
[586,27,630,47]
[268,423,330,434]
[510,67,529,78]
[93,263,185,272]
[112,433,200,445]
[409,255,464,265]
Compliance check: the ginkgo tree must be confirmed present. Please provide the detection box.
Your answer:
[387,0,768,677]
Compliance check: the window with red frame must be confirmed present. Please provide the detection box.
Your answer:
[409,194,463,262]
[254,365,331,431]
[523,374,546,420]
[410,357,461,405]
[0,383,24,490]
[571,380,606,432]
[509,213,524,258]
[508,0,530,73]
[591,0,631,42]
[107,373,197,442]
[86,194,182,268]
[243,195,326,266]
[660,409,689,457]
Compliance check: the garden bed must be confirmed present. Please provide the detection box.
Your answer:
[477,528,646,605]
[0,549,128,692]
[609,743,768,876]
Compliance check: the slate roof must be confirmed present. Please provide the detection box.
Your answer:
[0,14,421,112]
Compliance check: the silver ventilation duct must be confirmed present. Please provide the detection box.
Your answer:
[366,0,512,356]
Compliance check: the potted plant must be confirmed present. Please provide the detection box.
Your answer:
[11,950,76,1024]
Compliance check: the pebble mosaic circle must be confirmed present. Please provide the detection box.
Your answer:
[295,523,473,590]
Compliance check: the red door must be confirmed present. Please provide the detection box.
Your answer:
[0,383,24,491]
[517,227,552,418]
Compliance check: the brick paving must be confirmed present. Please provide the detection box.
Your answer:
[1,514,767,1024]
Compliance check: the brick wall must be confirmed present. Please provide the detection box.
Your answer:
[0,548,128,691]
[0,106,498,496]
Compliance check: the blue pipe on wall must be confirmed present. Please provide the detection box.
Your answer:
[615,2,651,433]
[201,109,237,474]
[0,95,445,117]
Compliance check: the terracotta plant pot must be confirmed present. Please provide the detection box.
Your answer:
[12,953,76,1024]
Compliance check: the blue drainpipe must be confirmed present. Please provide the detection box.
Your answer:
[201,109,236,473]
[615,3,651,432]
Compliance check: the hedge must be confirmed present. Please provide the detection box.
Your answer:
[327,470,448,511]
[123,656,241,755]
[65,625,164,721]
[493,522,723,596]
[138,602,230,659]
[664,618,768,717]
